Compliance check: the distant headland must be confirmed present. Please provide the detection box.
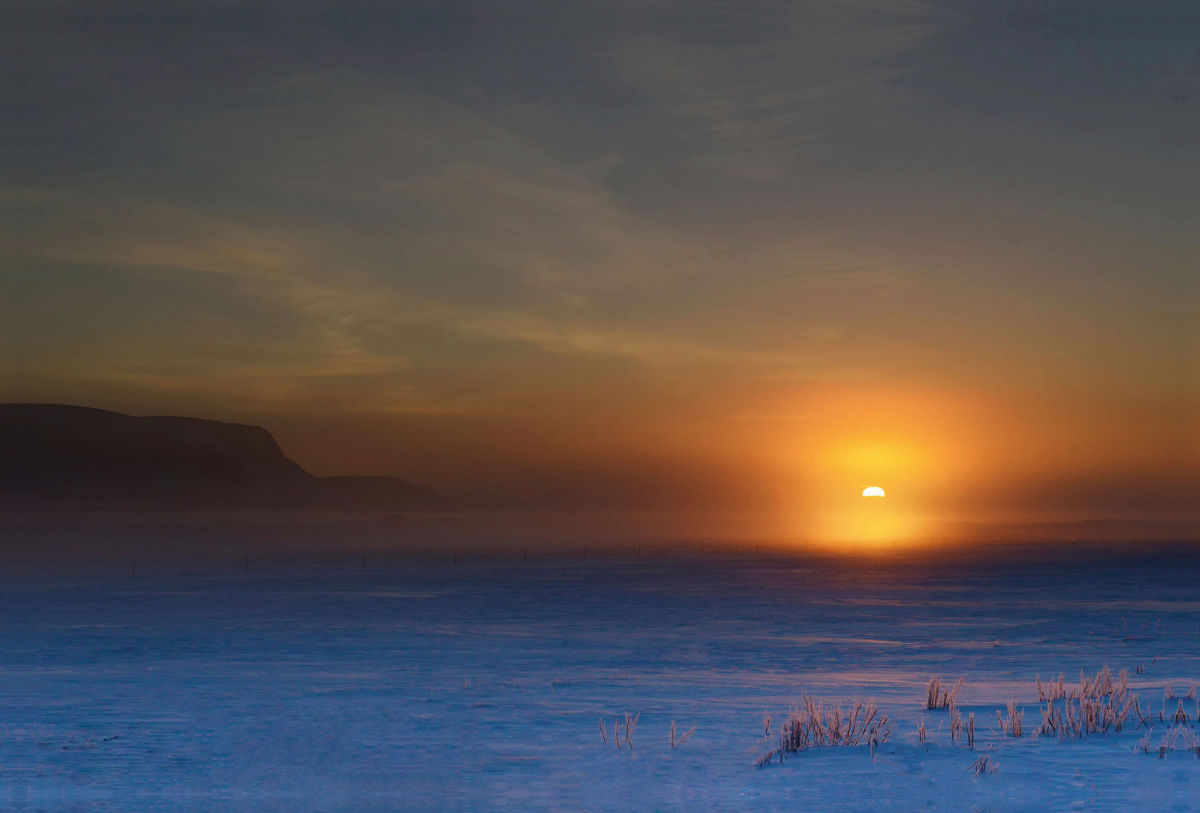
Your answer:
[0,404,447,510]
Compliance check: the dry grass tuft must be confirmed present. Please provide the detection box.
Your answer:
[623,712,639,751]
[602,712,641,751]
[996,700,1024,737]
[927,676,965,710]
[1071,665,1120,700]
[1037,702,1066,738]
[1154,724,1200,759]
[669,720,696,749]
[757,694,890,766]
[1036,673,1067,702]
[1035,666,1142,739]
[969,753,998,776]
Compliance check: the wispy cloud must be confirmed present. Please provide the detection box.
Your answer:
[3,0,1194,509]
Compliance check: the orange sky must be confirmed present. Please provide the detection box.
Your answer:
[3,1,1197,539]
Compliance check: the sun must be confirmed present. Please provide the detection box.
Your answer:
[862,486,885,497]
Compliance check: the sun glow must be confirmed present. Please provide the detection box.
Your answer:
[767,386,983,550]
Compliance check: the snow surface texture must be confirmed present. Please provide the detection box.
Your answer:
[1,546,1198,812]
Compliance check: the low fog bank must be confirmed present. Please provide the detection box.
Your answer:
[1,509,1197,576]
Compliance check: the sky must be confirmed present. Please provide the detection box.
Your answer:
[2,1,1197,536]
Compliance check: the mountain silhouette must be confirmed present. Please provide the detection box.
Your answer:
[0,404,445,510]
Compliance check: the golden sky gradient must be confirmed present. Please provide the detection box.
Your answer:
[3,1,1197,539]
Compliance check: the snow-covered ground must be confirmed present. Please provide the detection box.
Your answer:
[1,544,1198,811]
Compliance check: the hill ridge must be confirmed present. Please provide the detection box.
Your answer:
[0,404,445,510]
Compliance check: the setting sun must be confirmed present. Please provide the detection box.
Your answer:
[2,2,1196,809]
